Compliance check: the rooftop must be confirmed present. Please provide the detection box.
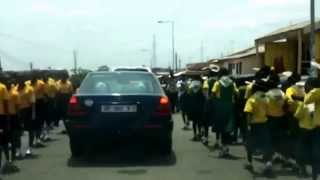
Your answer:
[256,20,320,43]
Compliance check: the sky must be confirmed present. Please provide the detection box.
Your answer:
[0,0,319,70]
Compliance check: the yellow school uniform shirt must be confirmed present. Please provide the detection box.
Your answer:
[244,83,253,99]
[19,83,35,109]
[202,80,209,90]
[286,86,297,100]
[211,79,238,98]
[244,91,268,124]
[266,89,286,117]
[58,80,73,94]
[0,83,9,115]
[45,78,58,98]
[35,79,46,99]
[304,88,320,127]
[294,101,315,130]
[286,85,305,113]
[8,87,20,115]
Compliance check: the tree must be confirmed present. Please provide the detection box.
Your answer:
[97,65,110,71]
[70,67,92,89]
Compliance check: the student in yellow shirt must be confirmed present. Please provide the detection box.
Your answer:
[44,77,58,128]
[287,83,313,177]
[0,76,11,169]
[202,69,219,145]
[8,80,21,162]
[34,77,47,145]
[56,74,73,133]
[18,79,36,156]
[303,78,320,180]
[211,68,238,157]
[244,79,273,174]
[265,82,287,153]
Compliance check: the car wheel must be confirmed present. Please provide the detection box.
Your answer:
[160,137,172,155]
[70,139,84,158]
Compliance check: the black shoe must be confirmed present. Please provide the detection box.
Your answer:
[213,143,220,149]
[202,139,209,146]
[244,163,254,172]
[59,130,67,134]
[192,136,199,141]
[262,164,273,177]
[298,166,309,178]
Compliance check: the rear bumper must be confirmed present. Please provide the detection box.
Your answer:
[66,120,173,143]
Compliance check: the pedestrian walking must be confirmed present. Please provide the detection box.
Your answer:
[56,74,73,134]
[0,76,11,171]
[303,77,320,180]
[44,78,58,129]
[34,77,46,146]
[165,71,178,113]
[244,79,273,174]
[8,82,21,163]
[202,66,219,145]
[177,76,189,129]
[265,73,288,160]
[211,68,238,157]
[186,78,205,141]
[18,79,36,156]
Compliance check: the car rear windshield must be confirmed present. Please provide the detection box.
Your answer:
[79,73,162,95]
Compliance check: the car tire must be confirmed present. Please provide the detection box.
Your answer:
[160,137,172,155]
[70,139,84,158]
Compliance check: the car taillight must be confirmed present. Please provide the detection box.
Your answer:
[153,96,171,116]
[68,96,87,116]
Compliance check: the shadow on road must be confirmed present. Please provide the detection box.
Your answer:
[67,150,177,168]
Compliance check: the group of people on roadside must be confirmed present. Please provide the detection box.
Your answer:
[164,66,320,180]
[0,72,73,175]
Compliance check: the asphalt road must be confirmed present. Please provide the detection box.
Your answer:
[5,114,309,180]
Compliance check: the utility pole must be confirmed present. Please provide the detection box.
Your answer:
[179,58,182,70]
[29,62,33,70]
[152,34,157,68]
[73,49,78,74]
[172,22,175,72]
[157,20,175,71]
[201,41,204,62]
[310,0,317,77]
[0,56,2,72]
[175,52,178,72]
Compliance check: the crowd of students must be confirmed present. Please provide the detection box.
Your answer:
[165,66,320,179]
[0,72,73,175]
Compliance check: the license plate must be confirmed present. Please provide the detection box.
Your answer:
[101,105,137,113]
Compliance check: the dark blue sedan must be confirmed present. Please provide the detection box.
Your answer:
[66,71,173,158]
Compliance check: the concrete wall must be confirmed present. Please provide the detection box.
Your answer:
[265,41,297,72]
[218,54,263,75]
[226,55,260,75]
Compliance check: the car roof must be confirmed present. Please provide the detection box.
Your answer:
[89,71,153,76]
[111,66,152,72]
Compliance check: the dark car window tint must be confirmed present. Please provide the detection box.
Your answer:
[79,73,162,95]
[114,68,149,72]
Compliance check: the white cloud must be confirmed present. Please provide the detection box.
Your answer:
[31,1,63,16]
[30,1,102,17]
[205,18,258,29]
[249,0,306,7]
